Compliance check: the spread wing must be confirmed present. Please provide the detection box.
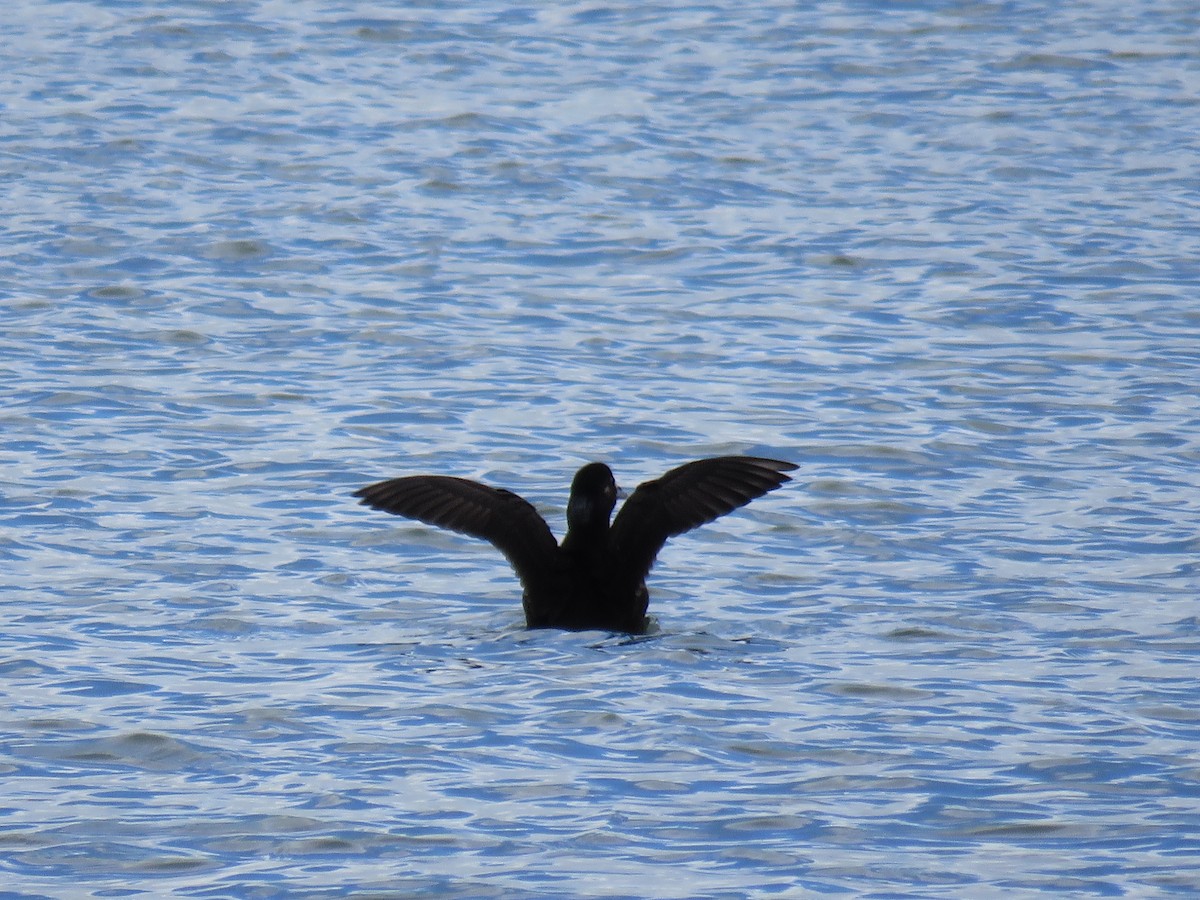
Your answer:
[353,475,560,591]
[609,456,796,584]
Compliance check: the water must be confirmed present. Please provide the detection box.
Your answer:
[3,1,1199,896]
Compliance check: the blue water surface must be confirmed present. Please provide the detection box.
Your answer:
[3,1,1199,896]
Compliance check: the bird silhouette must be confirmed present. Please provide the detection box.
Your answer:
[354,456,796,633]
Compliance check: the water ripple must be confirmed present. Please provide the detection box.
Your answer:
[3,0,1199,896]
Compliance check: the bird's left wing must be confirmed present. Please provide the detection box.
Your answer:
[354,475,560,592]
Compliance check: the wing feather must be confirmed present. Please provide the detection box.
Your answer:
[354,475,559,591]
[609,456,796,585]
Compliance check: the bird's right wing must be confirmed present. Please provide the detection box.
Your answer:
[609,456,796,585]
[354,475,560,591]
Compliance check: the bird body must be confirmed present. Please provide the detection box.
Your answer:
[354,456,795,634]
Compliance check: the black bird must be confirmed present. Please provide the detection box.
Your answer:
[353,456,796,634]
